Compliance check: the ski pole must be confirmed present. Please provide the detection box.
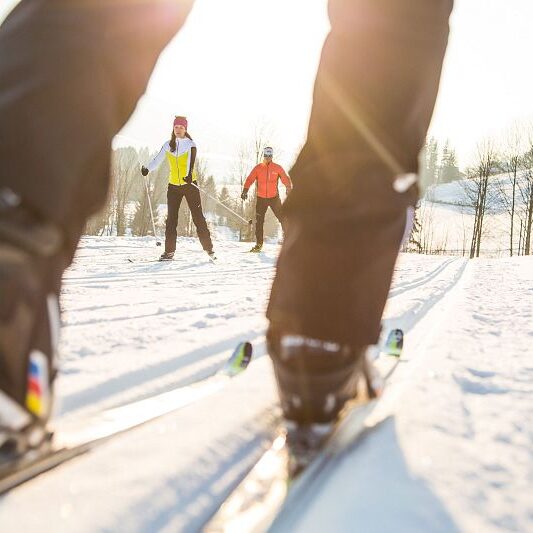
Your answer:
[191,183,252,225]
[142,177,162,246]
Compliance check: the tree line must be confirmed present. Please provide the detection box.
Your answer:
[409,128,533,258]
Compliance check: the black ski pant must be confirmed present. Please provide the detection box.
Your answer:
[255,196,284,246]
[0,0,194,413]
[267,0,454,348]
[165,183,213,253]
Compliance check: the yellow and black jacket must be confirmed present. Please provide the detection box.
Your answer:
[147,137,196,186]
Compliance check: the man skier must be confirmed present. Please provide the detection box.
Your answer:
[0,0,453,458]
[241,146,292,252]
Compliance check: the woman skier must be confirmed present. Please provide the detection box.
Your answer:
[141,116,215,261]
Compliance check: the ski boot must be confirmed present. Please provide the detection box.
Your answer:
[159,251,174,261]
[0,407,53,468]
[207,249,217,261]
[0,188,62,464]
[249,244,262,253]
[267,328,373,477]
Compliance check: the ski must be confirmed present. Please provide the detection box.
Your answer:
[203,330,403,532]
[0,341,253,496]
[127,258,168,263]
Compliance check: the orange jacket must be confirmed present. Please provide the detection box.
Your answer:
[243,162,292,199]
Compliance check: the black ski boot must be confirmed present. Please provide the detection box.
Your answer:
[267,331,370,424]
[159,251,174,261]
[0,420,53,469]
[0,188,62,465]
[267,328,373,476]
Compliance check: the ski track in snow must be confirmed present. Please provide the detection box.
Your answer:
[56,238,275,420]
[0,236,531,533]
[289,257,533,533]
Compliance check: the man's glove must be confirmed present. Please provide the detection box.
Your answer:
[141,166,149,176]
[240,189,248,201]
[183,174,193,184]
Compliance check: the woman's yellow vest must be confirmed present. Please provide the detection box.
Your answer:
[146,137,195,186]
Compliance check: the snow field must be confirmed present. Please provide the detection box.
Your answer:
[0,236,531,532]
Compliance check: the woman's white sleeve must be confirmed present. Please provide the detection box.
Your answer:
[146,143,167,172]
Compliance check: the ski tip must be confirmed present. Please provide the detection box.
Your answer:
[222,341,253,376]
[383,328,404,357]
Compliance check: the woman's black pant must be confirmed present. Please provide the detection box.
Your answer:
[165,183,213,253]
[255,196,284,245]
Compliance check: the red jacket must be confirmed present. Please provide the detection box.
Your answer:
[243,162,292,199]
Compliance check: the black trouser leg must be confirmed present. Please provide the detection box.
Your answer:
[255,198,269,246]
[0,245,63,421]
[165,185,183,253]
[269,196,285,235]
[0,0,194,411]
[184,184,213,252]
[0,0,194,256]
[267,0,453,348]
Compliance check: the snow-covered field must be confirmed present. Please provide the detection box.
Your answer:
[0,236,531,532]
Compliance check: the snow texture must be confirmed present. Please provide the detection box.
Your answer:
[0,237,531,533]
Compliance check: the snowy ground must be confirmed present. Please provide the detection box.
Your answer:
[0,237,531,532]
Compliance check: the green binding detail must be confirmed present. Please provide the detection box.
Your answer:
[384,329,403,357]
[230,345,245,370]
[223,342,253,376]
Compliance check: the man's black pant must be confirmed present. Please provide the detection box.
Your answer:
[255,196,283,246]
[165,183,213,253]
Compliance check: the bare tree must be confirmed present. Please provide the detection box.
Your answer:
[85,202,112,236]
[418,200,438,254]
[406,204,423,253]
[110,147,138,235]
[195,157,217,214]
[131,147,166,237]
[463,140,498,258]
[518,146,533,255]
[495,126,524,256]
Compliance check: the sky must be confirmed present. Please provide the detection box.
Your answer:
[2,0,533,178]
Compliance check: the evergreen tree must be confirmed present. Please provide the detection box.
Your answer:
[439,140,461,183]
[200,175,217,214]
[419,137,439,194]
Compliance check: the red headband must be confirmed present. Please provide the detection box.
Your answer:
[173,116,188,129]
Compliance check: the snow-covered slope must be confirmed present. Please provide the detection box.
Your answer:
[0,237,531,532]
[419,173,531,255]
[286,257,533,533]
